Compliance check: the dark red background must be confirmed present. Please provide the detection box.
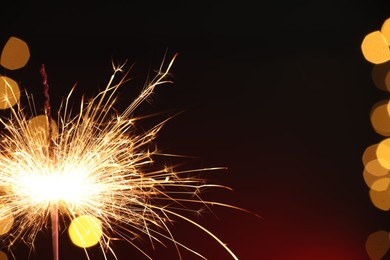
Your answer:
[0,1,389,259]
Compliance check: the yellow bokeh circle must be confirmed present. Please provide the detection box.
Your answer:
[0,76,20,109]
[377,138,390,169]
[0,206,13,236]
[68,215,103,248]
[361,31,390,64]
[27,115,58,146]
[0,37,30,70]
[382,18,390,45]
[370,101,390,136]
[0,251,8,260]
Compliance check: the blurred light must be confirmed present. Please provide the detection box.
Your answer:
[371,178,390,192]
[382,18,390,44]
[0,251,8,260]
[371,61,390,92]
[366,230,390,260]
[362,144,378,165]
[68,215,103,248]
[363,159,390,190]
[0,76,20,110]
[376,138,390,169]
[0,206,13,236]
[0,37,30,70]
[361,31,390,64]
[370,100,390,136]
[365,159,389,177]
[27,115,58,147]
[369,189,390,210]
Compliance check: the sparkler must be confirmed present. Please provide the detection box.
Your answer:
[0,52,254,260]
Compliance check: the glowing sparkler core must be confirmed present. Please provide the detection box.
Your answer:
[0,53,250,260]
[17,169,93,204]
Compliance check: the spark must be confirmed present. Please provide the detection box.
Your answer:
[0,53,253,259]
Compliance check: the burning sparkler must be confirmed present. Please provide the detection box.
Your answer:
[0,41,254,260]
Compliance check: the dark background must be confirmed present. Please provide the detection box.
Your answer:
[0,1,389,259]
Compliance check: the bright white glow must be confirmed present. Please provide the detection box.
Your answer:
[17,169,95,204]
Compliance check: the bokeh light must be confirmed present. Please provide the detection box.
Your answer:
[363,144,378,165]
[365,158,389,177]
[363,159,390,189]
[0,37,30,70]
[382,18,390,44]
[0,76,20,110]
[362,144,390,210]
[366,230,390,260]
[364,158,390,188]
[0,251,8,260]
[371,178,390,192]
[361,31,390,64]
[376,138,390,169]
[0,206,13,236]
[370,100,390,136]
[68,215,103,248]
[369,189,390,211]
[27,115,58,146]
[371,61,390,92]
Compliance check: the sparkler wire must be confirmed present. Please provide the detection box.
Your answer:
[40,64,59,260]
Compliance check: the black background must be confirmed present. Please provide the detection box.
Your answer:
[0,1,389,259]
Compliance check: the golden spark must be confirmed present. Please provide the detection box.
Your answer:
[0,53,253,260]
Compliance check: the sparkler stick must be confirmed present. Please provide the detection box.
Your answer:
[50,206,59,260]
[40,64,59,260]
